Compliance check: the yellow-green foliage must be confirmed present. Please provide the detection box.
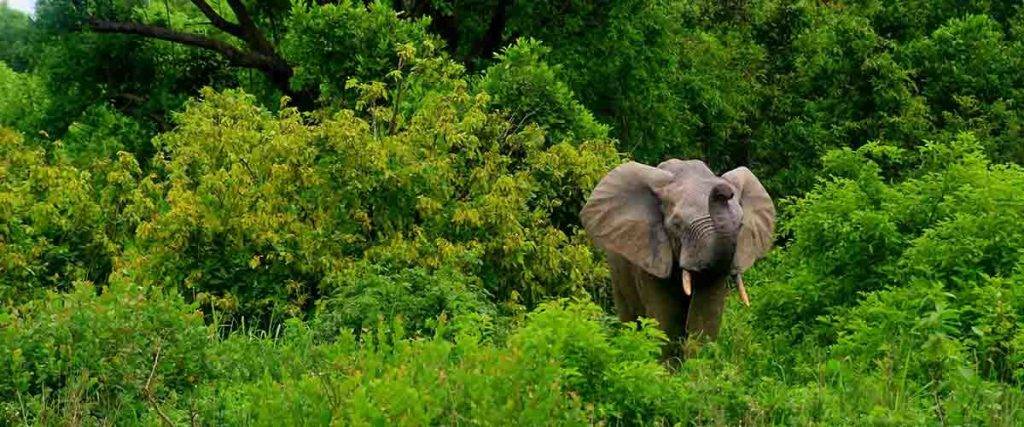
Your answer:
[0,62,48,134]
[0,282,211,423]
[0,128,115,303]
[117,43,618,322]
[6,1,1024,424]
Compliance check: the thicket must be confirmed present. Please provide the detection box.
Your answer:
[2,0,1024,424]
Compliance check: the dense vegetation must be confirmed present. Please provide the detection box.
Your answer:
[2,0,1024,424]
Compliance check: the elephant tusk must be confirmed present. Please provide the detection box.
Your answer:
[682,270,692,296]
[736,274,750,307]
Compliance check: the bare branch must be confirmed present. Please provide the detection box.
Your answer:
[226,0,257,31]
[86,19,275,70]
[388,56,407,135]
[79,0,318,110]
[189,0,244,37]
[225,0,277,54]
[143,344,174,427]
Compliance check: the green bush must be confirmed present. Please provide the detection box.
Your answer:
[282,1,436,103]
[0,128,116,303]
[0,63,49,133]
[190,300,681,425]
[478,39,608,146]
[0,281,212,424]
[59,104,152,169]
[5,1,1024,424]
[118,42,618,321]
[754,134,1024,384]
[313,259,494,339]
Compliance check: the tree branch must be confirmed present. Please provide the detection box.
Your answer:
[143,344,174,427]
[226,0,257,31]
[86,19,275,70]
[81,1,318,110]
[189,0,244,37]
[226,0,277,54]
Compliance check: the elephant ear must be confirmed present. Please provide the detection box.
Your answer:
[722,167,775,273]
[581,162,676,278]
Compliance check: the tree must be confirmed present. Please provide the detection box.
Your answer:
[42,0,317,110]
[0,3,35,71]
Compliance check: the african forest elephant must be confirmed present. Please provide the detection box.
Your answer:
[580,159,775,356]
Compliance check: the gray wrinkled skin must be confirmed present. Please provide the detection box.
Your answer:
[580,159,775,359]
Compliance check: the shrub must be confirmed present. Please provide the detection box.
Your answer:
[190,300,683,425]
[756,134,1024,384]
[0,63,49,133]
[118,42,619,322]
[58,104,152,169]
[0,128,115,303]
[478,39,608,146]
[313,258,494,339]
[282,1,436,103]
[0,281,212,424]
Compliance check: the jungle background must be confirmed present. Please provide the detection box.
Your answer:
[2,0,1024,424]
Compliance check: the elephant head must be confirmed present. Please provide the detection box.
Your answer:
[580,159,774,336]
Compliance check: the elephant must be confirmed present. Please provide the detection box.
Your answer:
[580,159,775,357]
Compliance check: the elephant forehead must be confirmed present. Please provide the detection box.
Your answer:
[661,176,723,204]
[661,177,740,223]
[657,159,715,180]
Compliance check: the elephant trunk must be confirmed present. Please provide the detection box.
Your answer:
[679,182,742,298]
[709,182,750,306]
[707,183,739,271]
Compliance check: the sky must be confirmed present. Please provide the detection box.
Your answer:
[6,0,35,14]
